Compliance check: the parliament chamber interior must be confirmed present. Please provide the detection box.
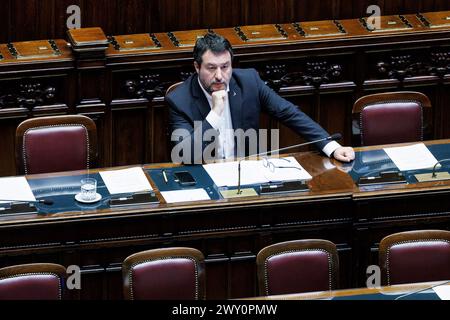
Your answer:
[0,0,450,301]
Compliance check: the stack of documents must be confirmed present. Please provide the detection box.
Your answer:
[383,143,439,171]
[100,167,153,194]
[0,177,36,203]
[203,157,312,187]
[160,189,210,203]
[434,284,450,300]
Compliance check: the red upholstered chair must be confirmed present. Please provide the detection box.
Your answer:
[379,230,450,286]
[256,239,339,296]
[352,91,431,146]
[0,263,66,300]
[122,247,205,300]
[16,115,97,175]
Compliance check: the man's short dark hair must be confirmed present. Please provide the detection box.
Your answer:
[193,32,233,65]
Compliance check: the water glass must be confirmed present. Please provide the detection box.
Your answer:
[80,178,97,201]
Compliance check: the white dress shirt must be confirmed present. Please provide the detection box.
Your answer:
[199,79,235,159]
[200,78,340,159]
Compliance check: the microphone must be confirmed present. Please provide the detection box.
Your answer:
[431,158,450,178]
[393,279,450,300]
[236,133,342,194]
[0,199,54,205]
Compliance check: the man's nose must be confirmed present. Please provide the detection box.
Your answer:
[215,68,223,81]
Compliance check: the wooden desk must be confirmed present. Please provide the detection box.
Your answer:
[1,140,450,299]
[244,281,449,300]
[345,140,450,286]
[0,151,355,300]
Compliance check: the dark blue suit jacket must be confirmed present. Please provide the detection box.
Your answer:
[166,68,330,163]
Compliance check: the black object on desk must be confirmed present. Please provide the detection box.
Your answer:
[358,171,407,186]
[259,180,309,195]
[173,171,196,186]
[0,202,38,215]
[109,191,159,207]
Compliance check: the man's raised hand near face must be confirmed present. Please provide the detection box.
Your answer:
[211,90,227,116]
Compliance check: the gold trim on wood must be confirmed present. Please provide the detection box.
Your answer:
[235,24,288,42]
[107,34,162,51]
[167,30,212,47]
[417,11,450,28]
[7,40,62,59]
[359,15,413,33]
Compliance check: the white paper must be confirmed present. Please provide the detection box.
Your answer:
[203,157,312,187]
[100,167,153,195]
[0,177,36,203]
[161,188,210,203]
[383,143,439,171]
[433,285,450,300]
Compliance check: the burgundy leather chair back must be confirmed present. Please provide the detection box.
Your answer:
[0,263,66,300]
[123,247,205,300]
[16,115,97,175]
[379,230,450,285]
[353,92,431,146]
[256,240,339,296]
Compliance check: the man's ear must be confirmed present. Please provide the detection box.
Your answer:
[194,61,200,73]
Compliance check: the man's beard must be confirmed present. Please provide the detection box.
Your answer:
[205,81,226,94]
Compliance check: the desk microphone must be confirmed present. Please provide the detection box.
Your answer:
[0,199,54,205]
[393,279,450,300]
[431,158,450,178]
[236,133,342,194]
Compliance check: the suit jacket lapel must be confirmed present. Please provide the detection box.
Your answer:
[228,77,242,131]
[191,75,211,120]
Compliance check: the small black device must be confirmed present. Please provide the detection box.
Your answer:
[357,171,407,186]
[173,171,196,186]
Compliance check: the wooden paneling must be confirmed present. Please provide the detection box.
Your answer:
[112,108,148,166]
[9,0,54,41]
[2,1,450,43]
[0,119,21,176]
[2,11,450,175]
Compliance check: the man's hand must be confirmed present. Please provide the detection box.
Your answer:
[333,146,355,162]
[211,90,227,116]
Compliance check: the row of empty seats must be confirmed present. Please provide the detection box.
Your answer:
[15,91,431,175]
[1,229,449,300]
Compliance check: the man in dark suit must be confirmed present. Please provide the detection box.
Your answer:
[166,33,355,164]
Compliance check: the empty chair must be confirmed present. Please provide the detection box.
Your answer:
[16,115,97,175]
[352,91,431,146]
[0,263,66,300]
[379,229,450,286]
[256,239,339,296]
[122,247,205,300]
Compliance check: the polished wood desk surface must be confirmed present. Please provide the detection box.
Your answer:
[0,149,354,225]
[1,139,449,226]
[243,281,449,300]
[338,139,450,198]
[1,140,449,300]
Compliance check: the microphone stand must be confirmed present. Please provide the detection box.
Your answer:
[414,158,450,182]
[236,133,342,195]
[432,159,450,178]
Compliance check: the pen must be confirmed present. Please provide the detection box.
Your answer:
[162,170,168,183]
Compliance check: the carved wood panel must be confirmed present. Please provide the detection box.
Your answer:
[2,1,450,43]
